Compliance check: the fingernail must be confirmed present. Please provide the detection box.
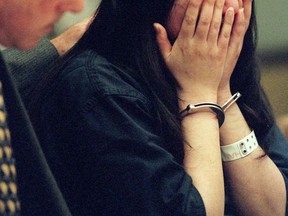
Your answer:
[153,23,160,33]
[226,7,235,15]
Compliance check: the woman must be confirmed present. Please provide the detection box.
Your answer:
[17,0,287,215]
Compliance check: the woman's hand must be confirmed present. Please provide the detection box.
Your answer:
[154,0,235,107]
[155,2,239,215]
[218,0,253,101]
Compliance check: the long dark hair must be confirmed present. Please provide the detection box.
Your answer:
[231,4,274,146]
[27,0,274,162]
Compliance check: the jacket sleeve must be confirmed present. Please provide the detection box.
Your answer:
[51,64,207,215]
[2,38,59,99]
[264,125,288,213]
[69,94,206,215]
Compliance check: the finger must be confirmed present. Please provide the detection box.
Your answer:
[225,9,245,69]
[194,0,217,41]
[222,9,245,83]
[178,0,202,39]
[237,0,243,8]
[207,0,225,43]
[167,0,190,37]
[228,8,246,50]
[218,7,235,50]
[243,0,253,30]
[154,23,172,59]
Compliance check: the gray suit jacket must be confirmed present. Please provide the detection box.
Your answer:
[1,40,71,216]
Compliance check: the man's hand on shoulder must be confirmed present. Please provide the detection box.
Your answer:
[51,16,93,56]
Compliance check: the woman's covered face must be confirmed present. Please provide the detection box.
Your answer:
[167,0,243,39]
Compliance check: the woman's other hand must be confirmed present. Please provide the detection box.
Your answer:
[154,0,235,107]
[218,0,252,101]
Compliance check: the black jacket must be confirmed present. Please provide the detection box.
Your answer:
[10,48,288,215]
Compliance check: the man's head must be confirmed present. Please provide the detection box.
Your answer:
[0,0,84,50]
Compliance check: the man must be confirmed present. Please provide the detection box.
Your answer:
[0,0,84,215]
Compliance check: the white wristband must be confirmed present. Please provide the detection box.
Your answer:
[221,130,259,162]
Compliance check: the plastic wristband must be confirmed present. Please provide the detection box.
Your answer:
[221,130,259,162]
[179,103,225,127]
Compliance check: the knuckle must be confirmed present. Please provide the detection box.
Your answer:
[208,50,219,59]
[192,47,204,58]
[184,14,197,26]
[212,21,221,30]
[215,0,224,8]
[206,0,216,6]
[223,31,231,39]
[188,0,201,8]
[200,16,210,26]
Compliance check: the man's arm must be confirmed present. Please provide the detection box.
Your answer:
[2,16,91,100]
[3,38,59,96]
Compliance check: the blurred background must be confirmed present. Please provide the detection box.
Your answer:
[255,0,288,137]
[54,0,288,135]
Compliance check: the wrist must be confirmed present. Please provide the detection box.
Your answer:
[180,102,225,127]
[219,92,251,145]
[178,90,218,111]
[217,89,232,105]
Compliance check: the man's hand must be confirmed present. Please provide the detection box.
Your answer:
[51,16,93,56]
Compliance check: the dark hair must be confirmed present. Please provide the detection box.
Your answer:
[80,0,185,162]
[28,1,274,162]
[231,3,274,148]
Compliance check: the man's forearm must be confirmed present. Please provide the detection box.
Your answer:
[2,37,59,98]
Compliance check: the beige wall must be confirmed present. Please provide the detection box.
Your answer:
[261,63,288,117]
[256,0,288,53]
[54,0,101,35]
